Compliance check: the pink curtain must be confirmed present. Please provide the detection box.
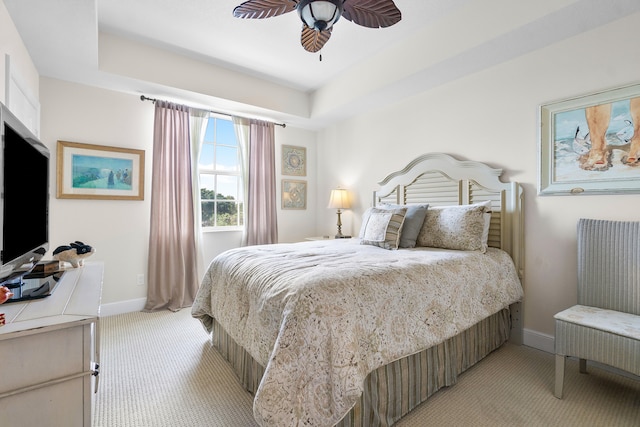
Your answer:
[145,101,199,312]
[245,120,278,246]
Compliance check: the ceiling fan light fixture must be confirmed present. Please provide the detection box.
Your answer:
[232,0,401,53]
[298,0,343,32]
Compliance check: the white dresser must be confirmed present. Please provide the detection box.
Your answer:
[0,262,103,427]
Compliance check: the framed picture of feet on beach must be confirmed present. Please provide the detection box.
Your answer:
[57,140,145,200]
[539,83,640,195]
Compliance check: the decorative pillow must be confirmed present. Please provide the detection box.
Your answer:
[377,204,429,248]
[360,207,407,250]
[416,201,492,252]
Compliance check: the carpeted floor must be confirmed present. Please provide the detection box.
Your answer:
[94,309,640,427]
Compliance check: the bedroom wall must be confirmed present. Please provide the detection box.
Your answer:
[314,11,640,348]
[40,80,153,312]
[0,0,38,106]
[39,78,316,313]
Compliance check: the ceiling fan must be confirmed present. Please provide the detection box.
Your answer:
[233,0,402,53]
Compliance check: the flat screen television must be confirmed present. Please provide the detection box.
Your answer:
[0,102,49,285]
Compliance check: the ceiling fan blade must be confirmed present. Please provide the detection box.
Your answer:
[301,26,332,53]
[342,0,401,28]
[233,0,298,19]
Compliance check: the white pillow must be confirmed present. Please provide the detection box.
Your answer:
[360,207,407,250]
[416,201,492,252]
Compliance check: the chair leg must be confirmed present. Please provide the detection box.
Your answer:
[555,354,566,399]
[579,358,587,374]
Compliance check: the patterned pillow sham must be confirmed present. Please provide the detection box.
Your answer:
[416,201,492,252]
[360,207,407,250]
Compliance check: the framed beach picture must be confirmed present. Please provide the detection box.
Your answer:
[282,179,307,209]
[282,145,306,176]
[539,83,640,195]
[57,140,145,200]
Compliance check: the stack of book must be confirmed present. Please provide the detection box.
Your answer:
[30,260,61,275]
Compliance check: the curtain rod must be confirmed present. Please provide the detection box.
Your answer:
[139,95,286,128]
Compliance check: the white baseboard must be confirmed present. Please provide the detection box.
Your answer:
[98,303,560,352]
[522,328,555,353]
[95,304,637,383]
[100,298,146,317]
[99,301,559,352]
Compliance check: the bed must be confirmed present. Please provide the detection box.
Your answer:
[192,152,524,427]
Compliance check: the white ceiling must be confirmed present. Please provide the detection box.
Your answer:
[5,0,640,129]
[96,0,470,91]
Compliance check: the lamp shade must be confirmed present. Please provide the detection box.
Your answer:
[298,0,343,31]
[327,188,351,209]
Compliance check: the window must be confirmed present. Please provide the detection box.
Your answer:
[198,115,243,230]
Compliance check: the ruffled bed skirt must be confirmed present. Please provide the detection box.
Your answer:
[211,308,511,427]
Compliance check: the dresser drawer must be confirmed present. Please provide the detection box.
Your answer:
[0,324,88,394]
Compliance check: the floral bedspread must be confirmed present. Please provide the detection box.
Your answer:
[192,239,523,427]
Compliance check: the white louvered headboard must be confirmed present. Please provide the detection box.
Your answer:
[374,153,525,343]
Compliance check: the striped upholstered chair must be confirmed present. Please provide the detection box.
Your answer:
[554,218,640,399]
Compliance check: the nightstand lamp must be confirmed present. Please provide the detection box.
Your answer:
[327,188,351,238]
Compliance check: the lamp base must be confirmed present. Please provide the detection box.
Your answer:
[334,235,351,239]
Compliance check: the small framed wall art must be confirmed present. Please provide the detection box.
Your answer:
[282,145,306,176]
[282,179,307,209]
[57,140,145,200]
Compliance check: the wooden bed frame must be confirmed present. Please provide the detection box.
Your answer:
[211,153,524,426]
